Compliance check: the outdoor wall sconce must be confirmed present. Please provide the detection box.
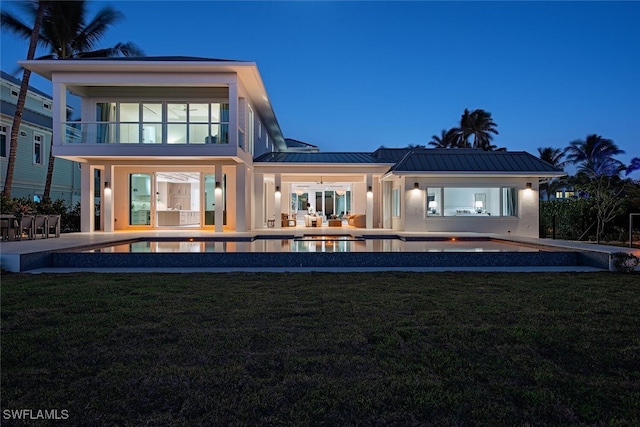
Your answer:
[215,181,222,195]
[367,186,372,194]
[104,181,110,189]
[275,186,281,194]
[414,182,419,189]
[526,182,532,189]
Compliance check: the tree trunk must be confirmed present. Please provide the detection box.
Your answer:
[43,148,55,199]
[2,1,46,198]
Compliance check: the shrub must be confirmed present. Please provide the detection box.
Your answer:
[611,252,640,273]
[1,196,79,233]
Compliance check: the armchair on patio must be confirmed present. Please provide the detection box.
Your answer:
[347,214,366,228]
[46,214,61,238]
[34,215,48,239]
[15,215,35,240]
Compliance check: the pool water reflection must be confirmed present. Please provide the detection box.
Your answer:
[87,236,546,253]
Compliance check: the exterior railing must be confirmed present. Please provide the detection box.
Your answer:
[62,122,231,145]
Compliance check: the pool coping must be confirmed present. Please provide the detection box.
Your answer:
[1,230,638,272]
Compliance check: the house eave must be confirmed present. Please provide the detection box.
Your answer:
[382,171,567,180]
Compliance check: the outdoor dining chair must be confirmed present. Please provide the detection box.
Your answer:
[15,215,35,240]
[34,215,49,239]
[46,214,61,238]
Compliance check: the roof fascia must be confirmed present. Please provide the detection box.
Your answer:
[382,171,567,180]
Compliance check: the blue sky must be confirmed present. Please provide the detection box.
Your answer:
[1,1,638,173]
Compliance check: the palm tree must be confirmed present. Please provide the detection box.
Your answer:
[1,0,47,198]
[460,108,499,150]
[537,146,567,169]
[428,128,460,149]
[1,1,143,199]
[626,157,640,176]
[537,146,567,200]
[565,134,625,178]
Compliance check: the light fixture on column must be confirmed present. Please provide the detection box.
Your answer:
[414,182,419,189]
[104,181,110,189]
[367,186,372,194]
[275,186,281,194]
[526,182,532,189]
[215,181,222,195]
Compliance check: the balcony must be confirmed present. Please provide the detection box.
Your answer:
[63,121,231,145]
[56,122,250,161]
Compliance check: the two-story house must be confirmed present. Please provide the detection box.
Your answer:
[1,71,81,204]
[20,56,564,237]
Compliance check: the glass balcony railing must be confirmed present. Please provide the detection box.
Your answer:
[62,122,231,145]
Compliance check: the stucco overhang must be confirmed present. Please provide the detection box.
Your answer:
[18,57,287,151]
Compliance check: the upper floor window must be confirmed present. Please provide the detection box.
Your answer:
[0,125,7,157]
[33,133,43,164]
[93,101,229,144]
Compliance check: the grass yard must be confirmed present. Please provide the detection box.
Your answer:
[1,272,639,426]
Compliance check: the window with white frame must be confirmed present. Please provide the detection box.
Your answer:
[94,101,230,144]
[392,188,401,217]
[426,186,518,217]
[0,125,7,158]
[33,133,43,164]
[426,188,442,216]
[247,106,255,156]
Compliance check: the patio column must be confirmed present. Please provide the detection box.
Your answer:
[214,164,223,232]
[103,164,113,232]
[366,174,373,229]
[275,174,282,229]
[236,164,248,232]
[80,164,94,232]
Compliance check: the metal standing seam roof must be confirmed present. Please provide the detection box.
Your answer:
[389,149,564,174]
[254,152,387,164]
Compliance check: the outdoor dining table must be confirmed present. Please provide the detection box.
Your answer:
[1,214,18,241]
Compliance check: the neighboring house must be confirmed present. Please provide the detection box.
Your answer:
[20,57,564,237]
[0,70,81,204]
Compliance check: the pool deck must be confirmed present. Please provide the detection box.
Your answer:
[1,227,639,273]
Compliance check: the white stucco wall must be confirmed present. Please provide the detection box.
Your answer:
[398,177,541,237]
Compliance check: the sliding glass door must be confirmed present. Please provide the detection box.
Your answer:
[130,173,151,226]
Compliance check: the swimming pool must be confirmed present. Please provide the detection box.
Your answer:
[85,235,547,253]
[40,234,591,270]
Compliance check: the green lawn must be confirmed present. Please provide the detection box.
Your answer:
[1,272,639,426]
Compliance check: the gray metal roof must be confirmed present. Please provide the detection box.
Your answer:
[390,149,563,173]
[1,70,53,100]
[371,148,412,162]
[285,138,318,149]
[1,100,53,129]
[254,152,386,164]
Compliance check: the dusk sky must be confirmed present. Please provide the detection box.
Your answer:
[1,1,638,174]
